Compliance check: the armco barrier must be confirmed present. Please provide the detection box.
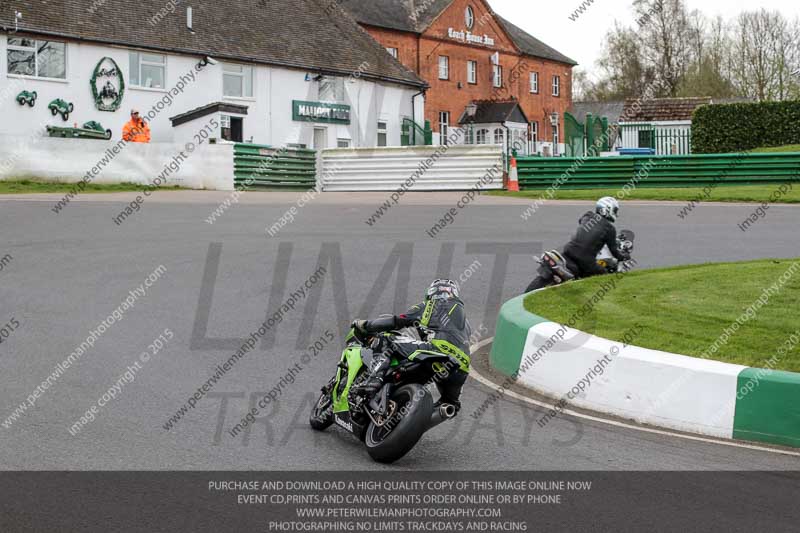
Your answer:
[319,145,504,191]
[517,152,800,190]
[234,143,316,189]
[490,293,800,447]
[0,134,234,190]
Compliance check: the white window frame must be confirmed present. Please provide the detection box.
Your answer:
[337,138,351,148]
[476,129,488,145]
[439,56,450,80]
[494,127,505,147]
[531,121,538,144]
[377,120,389,147]
[467,60,477,84]
[493,64,503,88]
[130,51,167,89]
[386,47,399,59]
[530,72,539,93]
[6,38,67,80]
[222,63,254,99]
[552,75,561,97]
[439,111,450,145]
[465,6,475,29]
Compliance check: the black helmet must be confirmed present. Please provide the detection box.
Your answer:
[426,279,459,301]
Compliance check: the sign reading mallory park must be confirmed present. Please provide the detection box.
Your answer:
[292,100,351,124]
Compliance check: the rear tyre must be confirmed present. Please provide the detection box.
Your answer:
[525,276,551,293]
[365,384,432,464]
[309,377,335,431]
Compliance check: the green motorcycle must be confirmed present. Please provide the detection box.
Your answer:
[310,327,459,464]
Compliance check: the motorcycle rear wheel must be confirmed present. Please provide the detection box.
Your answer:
[365,384,432,464]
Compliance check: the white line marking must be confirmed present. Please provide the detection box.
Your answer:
[469,337,800,458]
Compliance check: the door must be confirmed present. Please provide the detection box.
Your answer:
[313,127,327,150]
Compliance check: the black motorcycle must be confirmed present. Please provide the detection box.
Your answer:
[525,230,636,292]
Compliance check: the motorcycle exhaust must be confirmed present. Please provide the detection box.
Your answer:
[429,403,457,429]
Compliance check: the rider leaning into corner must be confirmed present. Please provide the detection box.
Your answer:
[351,279,471,414]
[563,196,630,278]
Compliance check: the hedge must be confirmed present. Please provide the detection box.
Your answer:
[692,100,800,154]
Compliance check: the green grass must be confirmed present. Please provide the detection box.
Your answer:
[750,144,800,153]
[491,185,800,203]
[0,179,184,194]
[524,258,800,371]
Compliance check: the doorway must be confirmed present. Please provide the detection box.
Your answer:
[313,127,328,150]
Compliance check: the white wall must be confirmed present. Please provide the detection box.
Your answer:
[0,134,234,190]
[320,144,505,191]
[0,33,421,149]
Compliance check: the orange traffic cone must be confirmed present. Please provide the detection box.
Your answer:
[508,155,520,192]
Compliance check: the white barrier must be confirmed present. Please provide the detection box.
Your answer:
[0,134,234,191]
[320,145,504,191]
[520,322,745,438]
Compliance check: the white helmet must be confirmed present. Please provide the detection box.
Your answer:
[596,196,620,222]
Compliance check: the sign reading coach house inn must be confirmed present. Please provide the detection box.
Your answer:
[292,100,351,124]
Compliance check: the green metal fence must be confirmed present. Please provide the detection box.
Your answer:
[401,118,433,146]
[233,144,317,189]
[517,152,800,190]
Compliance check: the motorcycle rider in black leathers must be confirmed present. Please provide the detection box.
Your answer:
[351,279,471,414]
[562,196,629,278]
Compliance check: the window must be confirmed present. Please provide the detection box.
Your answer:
[130,51,166,89]
[530,72,539,93]
[465,6,475,29]
[377,121,388,147]
[638,129,654,149]
[494,128,504,146]
[531,121,538,144]
[493,64,503,88]
[439,56,449,80]
[439,111,450,145]
[337,138,351,148]
[7,39,66,79]
[465,126,474,144]
[386,47,398,59]
[223,63,254,98]
[319,76,345,102]
[553,123,560,155]
[467,60,477,84]
[476,129,488,145]
[552,75,561,96]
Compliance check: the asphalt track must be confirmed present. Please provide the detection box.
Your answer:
[0,191,798,471]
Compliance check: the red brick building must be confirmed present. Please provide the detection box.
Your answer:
[340,0,577,154]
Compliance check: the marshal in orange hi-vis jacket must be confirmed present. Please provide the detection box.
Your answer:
[122,110,151,143]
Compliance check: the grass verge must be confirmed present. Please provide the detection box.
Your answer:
[490,185,800,203]
[0,180,183,194]
[750,145,800,153]
[523,258,800,371]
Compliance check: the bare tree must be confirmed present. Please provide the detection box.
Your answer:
[729,10,799,101]
[633,0,693,96]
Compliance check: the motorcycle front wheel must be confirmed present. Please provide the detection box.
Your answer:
[365,384,432,464]
[525,276,552,293]
[309,377,335,431]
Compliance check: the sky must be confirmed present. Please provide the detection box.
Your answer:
[487,0,800,80]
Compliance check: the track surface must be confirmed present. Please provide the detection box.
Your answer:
[0,192,798,470]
